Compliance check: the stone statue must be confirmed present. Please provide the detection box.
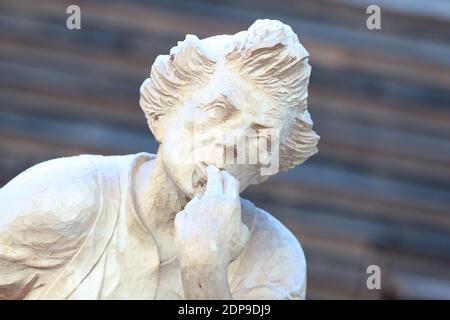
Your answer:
[0,19,319,299]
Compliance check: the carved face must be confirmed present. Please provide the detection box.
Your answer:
[160,63,269,198]
[140,19,320,199]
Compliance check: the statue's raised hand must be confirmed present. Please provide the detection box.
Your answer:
[174,165,249,269]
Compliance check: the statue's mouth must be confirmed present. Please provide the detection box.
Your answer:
[191,162,229,189]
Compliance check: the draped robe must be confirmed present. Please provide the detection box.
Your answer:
[0,153,306,299]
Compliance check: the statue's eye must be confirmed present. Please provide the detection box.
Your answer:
[204,104,230,122]
[198,96,238,124]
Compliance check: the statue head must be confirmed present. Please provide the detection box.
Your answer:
[140,19,319,198]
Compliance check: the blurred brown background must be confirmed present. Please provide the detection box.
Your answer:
[1,0,449,299]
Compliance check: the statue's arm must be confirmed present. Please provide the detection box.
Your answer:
[0,156,100,299]
[175,166,306,300]
[176,200,306,300]
[179,261,233,300]
[174,166,248,300]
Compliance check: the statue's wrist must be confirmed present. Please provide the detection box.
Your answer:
[180,261,232,299]
[177,243,230,270]
[179,259,229,283]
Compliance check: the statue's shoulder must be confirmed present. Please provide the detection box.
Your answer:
[0,156,97,239]
[0,153,154,230]
[233,198,307,299]
[240,197,303,251]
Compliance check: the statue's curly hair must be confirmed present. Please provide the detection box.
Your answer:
[140,19,319,172]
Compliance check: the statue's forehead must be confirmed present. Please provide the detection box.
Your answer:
[181,73,244,106]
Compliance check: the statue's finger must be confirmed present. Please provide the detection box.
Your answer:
[223,171,239,200]
[204,165,223,196]
[184,194,201,210]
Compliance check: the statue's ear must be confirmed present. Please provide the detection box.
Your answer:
[143,111,176,144]
[146,114,165,143]
[139,78,172,144]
